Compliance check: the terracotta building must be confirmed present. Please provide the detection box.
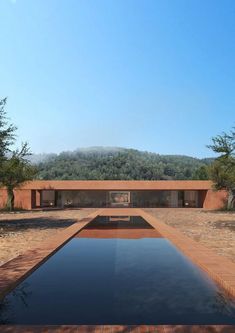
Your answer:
[0,180,227,210]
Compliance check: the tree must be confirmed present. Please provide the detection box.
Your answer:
[0,98,37,211]
[192,165,209,180]
[1,143,37,211]
[0,98,16,162]
[207,128,235,210]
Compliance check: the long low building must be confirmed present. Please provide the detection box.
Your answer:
[0,180,227,210]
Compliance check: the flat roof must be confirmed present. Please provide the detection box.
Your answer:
[19,180,213,191]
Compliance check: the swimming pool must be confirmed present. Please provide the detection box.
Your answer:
[1,216,235,325]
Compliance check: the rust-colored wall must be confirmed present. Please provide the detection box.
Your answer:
[0,189,32,210]
[203,189,227,210]
[0,189,7,209]
[31,190,41,208]
[19,180,213,191]
[14,189,32,210]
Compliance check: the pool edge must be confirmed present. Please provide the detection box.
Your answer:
[0,324,235,332]
[138,208,235,300]
[1,207,235,332]
[0,209,103,300]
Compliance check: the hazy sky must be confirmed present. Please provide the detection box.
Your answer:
[0,0,234,157]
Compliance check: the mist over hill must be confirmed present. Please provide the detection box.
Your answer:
[33,147,212,180]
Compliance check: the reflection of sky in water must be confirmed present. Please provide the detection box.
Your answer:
[1,216,235,325]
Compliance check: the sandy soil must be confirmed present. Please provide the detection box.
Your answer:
[0,209,96,267]
[1,208,235,267]
[145,208,235,263]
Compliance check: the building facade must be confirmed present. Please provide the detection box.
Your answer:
[0,180,227,210]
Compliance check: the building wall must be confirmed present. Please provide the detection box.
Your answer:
[0,189,7,209]
[19,180,214,191]
[15,189,32,210]
[0,189,32,210]
[0,180,228,210]
[203,189,227,210]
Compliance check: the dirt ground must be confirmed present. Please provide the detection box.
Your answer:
[0,209,95,267]
[0,208,235,267]
[145,208,235,264]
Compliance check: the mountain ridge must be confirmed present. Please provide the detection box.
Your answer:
[34,146,212,181]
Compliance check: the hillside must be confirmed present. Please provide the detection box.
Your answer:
[34,147,212,180]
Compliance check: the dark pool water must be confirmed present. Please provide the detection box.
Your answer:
[1,216,235,325]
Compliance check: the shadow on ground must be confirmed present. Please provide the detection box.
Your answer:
[0,218,77,234]
[211,221,235,232]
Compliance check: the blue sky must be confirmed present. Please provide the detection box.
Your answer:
[0,0,234,157]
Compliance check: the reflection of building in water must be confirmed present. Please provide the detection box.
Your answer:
[76,216,163,239]
[109,216,130,222]
[76,216,162,239]
[77,228,163,239]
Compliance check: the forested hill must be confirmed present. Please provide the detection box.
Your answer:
[34,147,212,180]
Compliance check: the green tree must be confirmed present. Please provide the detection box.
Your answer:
[0,98,37,211]
[192,165,209,180]
[0,98,16,163]
[207,128,235,210]
[1,143,37,211]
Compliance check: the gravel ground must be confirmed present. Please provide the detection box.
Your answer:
[0,209,96,266]
[145,208,235,263]
[0,208,235,267]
